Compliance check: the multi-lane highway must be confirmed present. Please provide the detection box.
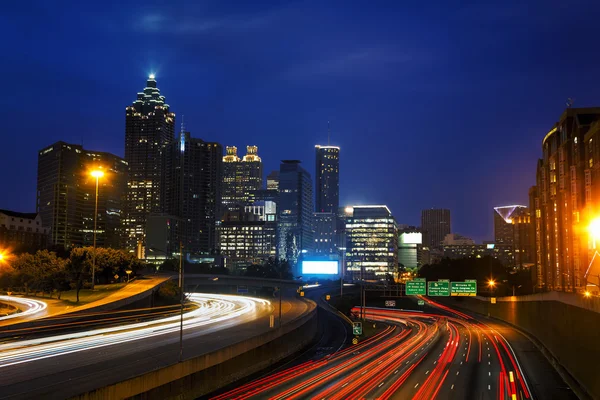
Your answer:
[0,292,311,399]
[0,296,47,323]
[211,294,577,400]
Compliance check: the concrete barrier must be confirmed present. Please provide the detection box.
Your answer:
[70,300,318,400]
[445,295,600,400]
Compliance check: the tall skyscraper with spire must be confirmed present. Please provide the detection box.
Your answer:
[124,75,175,251]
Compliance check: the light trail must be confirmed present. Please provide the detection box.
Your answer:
[0,296,47,321]
[0,293,270,368]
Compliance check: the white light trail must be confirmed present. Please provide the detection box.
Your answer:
[0,293,270,368]
[0,296,47,322]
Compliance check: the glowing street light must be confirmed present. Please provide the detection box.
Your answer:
[584,291,592,298]
[488,279,496,288]
[589,218,600,246]
[90,169,105,290]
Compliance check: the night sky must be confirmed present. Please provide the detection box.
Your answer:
[2,0,600,242]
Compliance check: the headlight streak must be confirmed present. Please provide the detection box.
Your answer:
[0,294,270,368]
[0,296,47,321]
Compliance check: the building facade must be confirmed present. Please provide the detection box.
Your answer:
[532,107,600,292]
[267,170,279,191]
[37,142,127,249]
[222,146,262,211]
[315,145,340,213]
[421,208,451,249]
[345,205,398,280]
[218,210,277,274]
[0,210,48,253]
[124,75,175,251]
[167,132,222,255]
[494,205,527,244]
[398,228,422,270]
[276,160,313,272]
[314,212,337,255]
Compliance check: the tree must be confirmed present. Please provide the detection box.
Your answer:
[66,248,92,303]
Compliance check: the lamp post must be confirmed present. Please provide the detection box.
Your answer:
[90,169,104,290]
[125,269,133,283]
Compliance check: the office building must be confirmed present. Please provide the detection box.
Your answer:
[0,210,48,253]
[315,145,340,213]
[267,170,280,191]
[314,212,337,255]
[276,160,313,273]
[421,208,451,249]
[222,146,263,211]
[124,75,175,251]
[218,209,277,274]
[532,107,600,291]
[443,233,475,246]
[145,214,182,263]
[37,142,127,249]
[168,131,222,255]
[494,205,527,244]
[345,205,398,280]
[398,227,422,270]
[442,242,513,265]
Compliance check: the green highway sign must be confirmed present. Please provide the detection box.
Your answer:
[451,281,477,296]
[427,280,450,296]
[406,279,427,295]
[352,322,363,335]
[417,299,425,306]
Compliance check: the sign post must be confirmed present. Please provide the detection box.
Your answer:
[352,321,363,335]
[406,278,427,295]
[427,280,450,296]
[450,280,477,296]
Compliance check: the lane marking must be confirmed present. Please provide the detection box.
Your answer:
[394,370,399,374]
[378,382,385,388]
[456,371,460,375]
[414,383,419,389]
[426,370,429,375]
[489,372,491,376]
[451,384,455,390]
[342,383,349,387]
[460,361,463,365]
[488,385,491,390]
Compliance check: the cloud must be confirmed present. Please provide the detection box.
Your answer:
[283,47,425,80]
[133,10,275,35]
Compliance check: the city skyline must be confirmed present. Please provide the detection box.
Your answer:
[3,1,600,242]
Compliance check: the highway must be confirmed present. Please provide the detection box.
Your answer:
[211,294,577,400]
[0,296,47,322]
[0,292,310,399]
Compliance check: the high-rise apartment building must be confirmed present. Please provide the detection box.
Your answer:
[421,208,451,249]
[222,146,262,211]
[315,145,340,213]
[532,107,600,292]
[276,160,313,272]
[37,142,127,248]
[346,205,398,280]
[124,75,175,251]
[168,131,222,254]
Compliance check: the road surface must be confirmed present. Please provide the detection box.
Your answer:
[0,293,310,399]
[211,296,577,400]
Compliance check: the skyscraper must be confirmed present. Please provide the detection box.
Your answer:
[222,146,263,211]
[168,131,222,254]
[493,205,528,244]
[314,212,337,255]
[315,145,340,213]
[532,107,600,291]
[267,170,280,191]
[345,205,398,280]
[124,75,175,251]
[37,142,127,248]
[421,208,451,249]
[277,160,313,272]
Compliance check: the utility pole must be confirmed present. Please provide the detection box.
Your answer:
[179,241,184,362]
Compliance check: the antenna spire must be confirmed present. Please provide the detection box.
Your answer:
[180,115,185,134]
[327,120,330,145]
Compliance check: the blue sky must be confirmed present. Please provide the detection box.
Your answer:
[1,0,600,242]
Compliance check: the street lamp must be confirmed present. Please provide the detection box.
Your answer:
[90,169,104,290]
[125,269,133,283]
[584,291,592,298]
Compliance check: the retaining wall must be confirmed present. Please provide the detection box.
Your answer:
[70,303,318,400]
